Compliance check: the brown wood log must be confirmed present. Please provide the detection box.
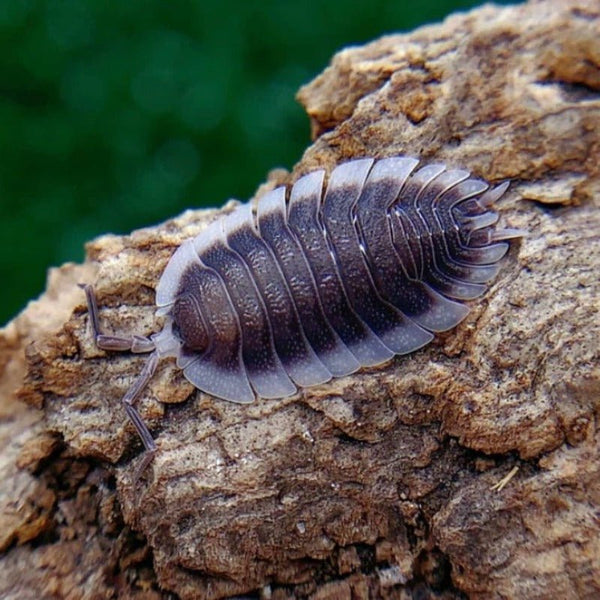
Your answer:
[1,0,599,598]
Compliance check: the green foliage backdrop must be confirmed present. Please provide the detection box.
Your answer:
[0,0,512,324]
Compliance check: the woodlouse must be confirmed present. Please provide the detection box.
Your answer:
[83,155,523,470]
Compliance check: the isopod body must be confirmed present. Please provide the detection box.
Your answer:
[152,155,521,401]
[84,155,523,466]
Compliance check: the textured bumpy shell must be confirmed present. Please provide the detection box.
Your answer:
[152,156,521,403]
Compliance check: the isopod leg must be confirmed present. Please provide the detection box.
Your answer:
[80,284,156,353]
[80,283,158,475]
[122,351,159,478]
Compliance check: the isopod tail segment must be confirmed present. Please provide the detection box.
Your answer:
[80,283,158,478]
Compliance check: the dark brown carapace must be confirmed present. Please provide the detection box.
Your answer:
[83,155,523,469]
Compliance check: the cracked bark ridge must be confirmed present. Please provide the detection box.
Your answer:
[2,0,599,598]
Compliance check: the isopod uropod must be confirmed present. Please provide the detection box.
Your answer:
[82,155,523,471]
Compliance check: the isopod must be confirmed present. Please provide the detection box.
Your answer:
[82,155,523,470]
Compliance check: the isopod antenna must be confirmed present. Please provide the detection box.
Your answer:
[80,284,158,477]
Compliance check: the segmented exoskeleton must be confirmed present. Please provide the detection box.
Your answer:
[83,155,523,470]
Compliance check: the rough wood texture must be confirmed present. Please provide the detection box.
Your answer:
[1,0,599,598]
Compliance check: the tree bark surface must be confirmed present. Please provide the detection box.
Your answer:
[1,0,599,598]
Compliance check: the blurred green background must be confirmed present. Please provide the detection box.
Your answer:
[0,0,513,325]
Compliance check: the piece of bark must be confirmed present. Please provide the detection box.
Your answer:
[2,0,600,598]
